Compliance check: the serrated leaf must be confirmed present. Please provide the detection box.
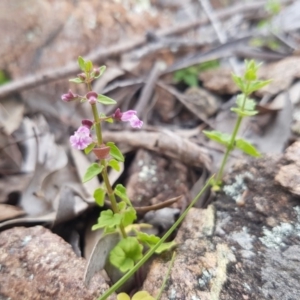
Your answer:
[82,163,103,183]
[203,130,232,146]
[117,201,127,211]
[236,95,256,111]
[85,60,93,72]
[97,94,117,105]
[231,107,258,117]
[108,159,120,171]
[109,237,143,273]
[107,142,124,162]
[232,74,245,92]
[69,77,83,84]
[235,138,261,157]
[78,56,86,71]
[114,184,131,206]
[136,232,160,247]
[247,80,272,94]
[92,209,122,231]
[155,240,177,254]
[121,207,137,227]
[93,188,106,207]
[84,142,96,154]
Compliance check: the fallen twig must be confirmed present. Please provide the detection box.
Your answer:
[102,129,212,170]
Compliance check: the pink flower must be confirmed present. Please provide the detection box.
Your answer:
[81,119,93,129]
[61,90,78,102]
[70,126,93,150]
[86,91,98,104]
[112,109,143,129]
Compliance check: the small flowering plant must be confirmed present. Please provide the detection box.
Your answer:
[62,56,172,274]
[203,60,271,190]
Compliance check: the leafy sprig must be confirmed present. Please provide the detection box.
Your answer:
[203,60,271,189]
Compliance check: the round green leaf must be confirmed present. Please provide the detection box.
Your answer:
[109,237,143,273]
[117,293,130,300]
[132,291,155,300]
[69,77,83,84]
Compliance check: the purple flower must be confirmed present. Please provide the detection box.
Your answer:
[86,91,98,104]
[112,109,143,129]
[70,126,93,150]
[61,90,78,102]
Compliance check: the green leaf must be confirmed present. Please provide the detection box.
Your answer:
[109,237,143,273]
[184,73,198,87]
[94,65,106,78]
[84,60,93,72]
[247,80,272,94]
[231,107,258,117]
[117,293,130,300]
[105,117,114,123]
[132,291,155,300]
[114,184,131,205]
[236,95,256,111]
[93,188,106,207]
[69,77,83,84]
[121,207,137,227]
[203,130,232,146]
[97,94,117,105]
[78,56,86,71]
[92,209,122,231]
[232,74,245,92]
[155,240,177,254]
[136,232,160,248]
[82,163,103,183]
[235,138,261,157]
[108,159,120,171]
[84,142,96,154]
[107,142,124,162]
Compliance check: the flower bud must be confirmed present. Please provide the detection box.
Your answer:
[93,68,100,77]
[78,73,86,81]
[86,91,98,104]
[82,119,94,129]
[61,90,78,102]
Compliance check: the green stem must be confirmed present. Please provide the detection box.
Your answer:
[215,91,248,184]
[97,176,213,300]
[89,84,127,239]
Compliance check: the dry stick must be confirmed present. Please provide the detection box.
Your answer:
[0,1,278,99]
[102,130,212,170]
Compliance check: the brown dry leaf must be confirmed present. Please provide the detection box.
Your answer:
[84,232,120,287]
[257,56,300,97]
[0,204,25,222]
[199,67,238,95]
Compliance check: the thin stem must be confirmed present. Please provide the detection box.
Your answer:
[91,103,103,146]
[215,91,248,184]
[89,81,127,239]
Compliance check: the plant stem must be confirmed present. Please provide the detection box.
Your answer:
[90,88,127,239]
[215,92,248,184]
